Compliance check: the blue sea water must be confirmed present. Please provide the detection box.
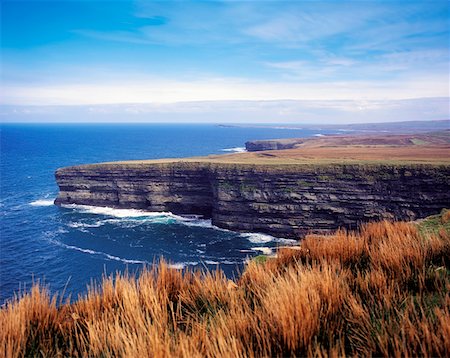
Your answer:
[0,123,338,304]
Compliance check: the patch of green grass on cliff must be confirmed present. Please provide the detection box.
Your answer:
[252,255,268,264]
[417,209,450,237]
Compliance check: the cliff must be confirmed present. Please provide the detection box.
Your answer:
[245,131,450,152]
[245,138,304,151]
[55,161,450,238]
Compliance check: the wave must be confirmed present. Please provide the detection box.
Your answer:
[62,204,232,231]
[30,199,55,207]
[241,232,276,244]
[313,134,325,137]
[251,247,273,255]
[204,259,240,265]
[277,238,298,244]
[180,218,229,231]
[241,232,298,245]
[48,236,210,269]
[204,260,219,265]
[221,260,240,265]
[62,204,296,244]
[50,239,149,265]
[62,204,174,218]
[221,147,247,153]
[67,221,104,228]
[168,261,199,269]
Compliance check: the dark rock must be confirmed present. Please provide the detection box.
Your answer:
[245,139,304,151]
[55,162,450,239]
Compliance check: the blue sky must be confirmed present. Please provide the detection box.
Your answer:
[1,0,449,122]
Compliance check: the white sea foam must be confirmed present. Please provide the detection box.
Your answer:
[277,238,299,245]
[30,199,54,207]
[68,221,104,229]
[62,204,235,232]
[221,260,240,265]
[104,254,147,264]
[62,204,297,245]
[168,263,185,269]
[241,232,275,244]
[205,260,219,265]
[179,218,213,228]
[168,261,199,269]
[62,204,174,218]
[179,218,231,231]
[62,244,97,255]
[221,147,247,153]
[52,240,149,265]
[314,133,325,137]
[242,232,298,245]
[251,247,273,255]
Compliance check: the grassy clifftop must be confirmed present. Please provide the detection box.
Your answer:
[2,213,449,357]
[91,131,450,167]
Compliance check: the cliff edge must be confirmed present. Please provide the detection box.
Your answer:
[55,132,450,238]
[55,162,450,238]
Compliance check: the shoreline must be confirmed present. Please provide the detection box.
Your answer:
[54,131,450,238]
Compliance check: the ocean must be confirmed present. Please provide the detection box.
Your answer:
[0,123,338,304]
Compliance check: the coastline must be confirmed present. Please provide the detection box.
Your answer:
[54,132,450,238]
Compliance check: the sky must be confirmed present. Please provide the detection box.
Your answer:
[1,0,449,123]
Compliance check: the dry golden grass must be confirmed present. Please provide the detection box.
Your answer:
[108,132,450,166]
[110,145,450,166]
[1,220,449,357]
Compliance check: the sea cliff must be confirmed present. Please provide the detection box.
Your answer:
[55,162,450,238]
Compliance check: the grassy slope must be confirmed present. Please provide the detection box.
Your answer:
[417,208,450,237]
[1,213,449,357]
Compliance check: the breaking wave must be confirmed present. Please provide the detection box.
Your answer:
[241,232,298,245]
[168,262,199,269]
[67,221,104,228]
[62,204,173,218]
[30,199,55,207]
[221,147,247,153]
[251,247,273,255]
[61,204,296,244]
[62,204,232,232]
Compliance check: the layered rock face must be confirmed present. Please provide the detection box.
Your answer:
[55,163,213,217]
[55,162,450,238]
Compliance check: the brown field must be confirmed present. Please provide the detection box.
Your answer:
[113,131,450,166]
[1,214,449,357]
[205,144,450,164]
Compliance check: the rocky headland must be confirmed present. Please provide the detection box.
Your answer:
[55,132,450,238]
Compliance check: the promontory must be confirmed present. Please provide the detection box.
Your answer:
[55,132,450,238]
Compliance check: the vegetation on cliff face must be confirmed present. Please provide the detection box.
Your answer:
[1,215,449,357]
[417,208,450,237]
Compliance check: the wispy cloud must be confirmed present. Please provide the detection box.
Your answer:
[2,72,448,106]
[1,98,448,124]
[1,0,449,117]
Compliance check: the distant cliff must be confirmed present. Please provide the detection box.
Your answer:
[55,162,450,238]
[245,139,304,151]
[245,131,450,152]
